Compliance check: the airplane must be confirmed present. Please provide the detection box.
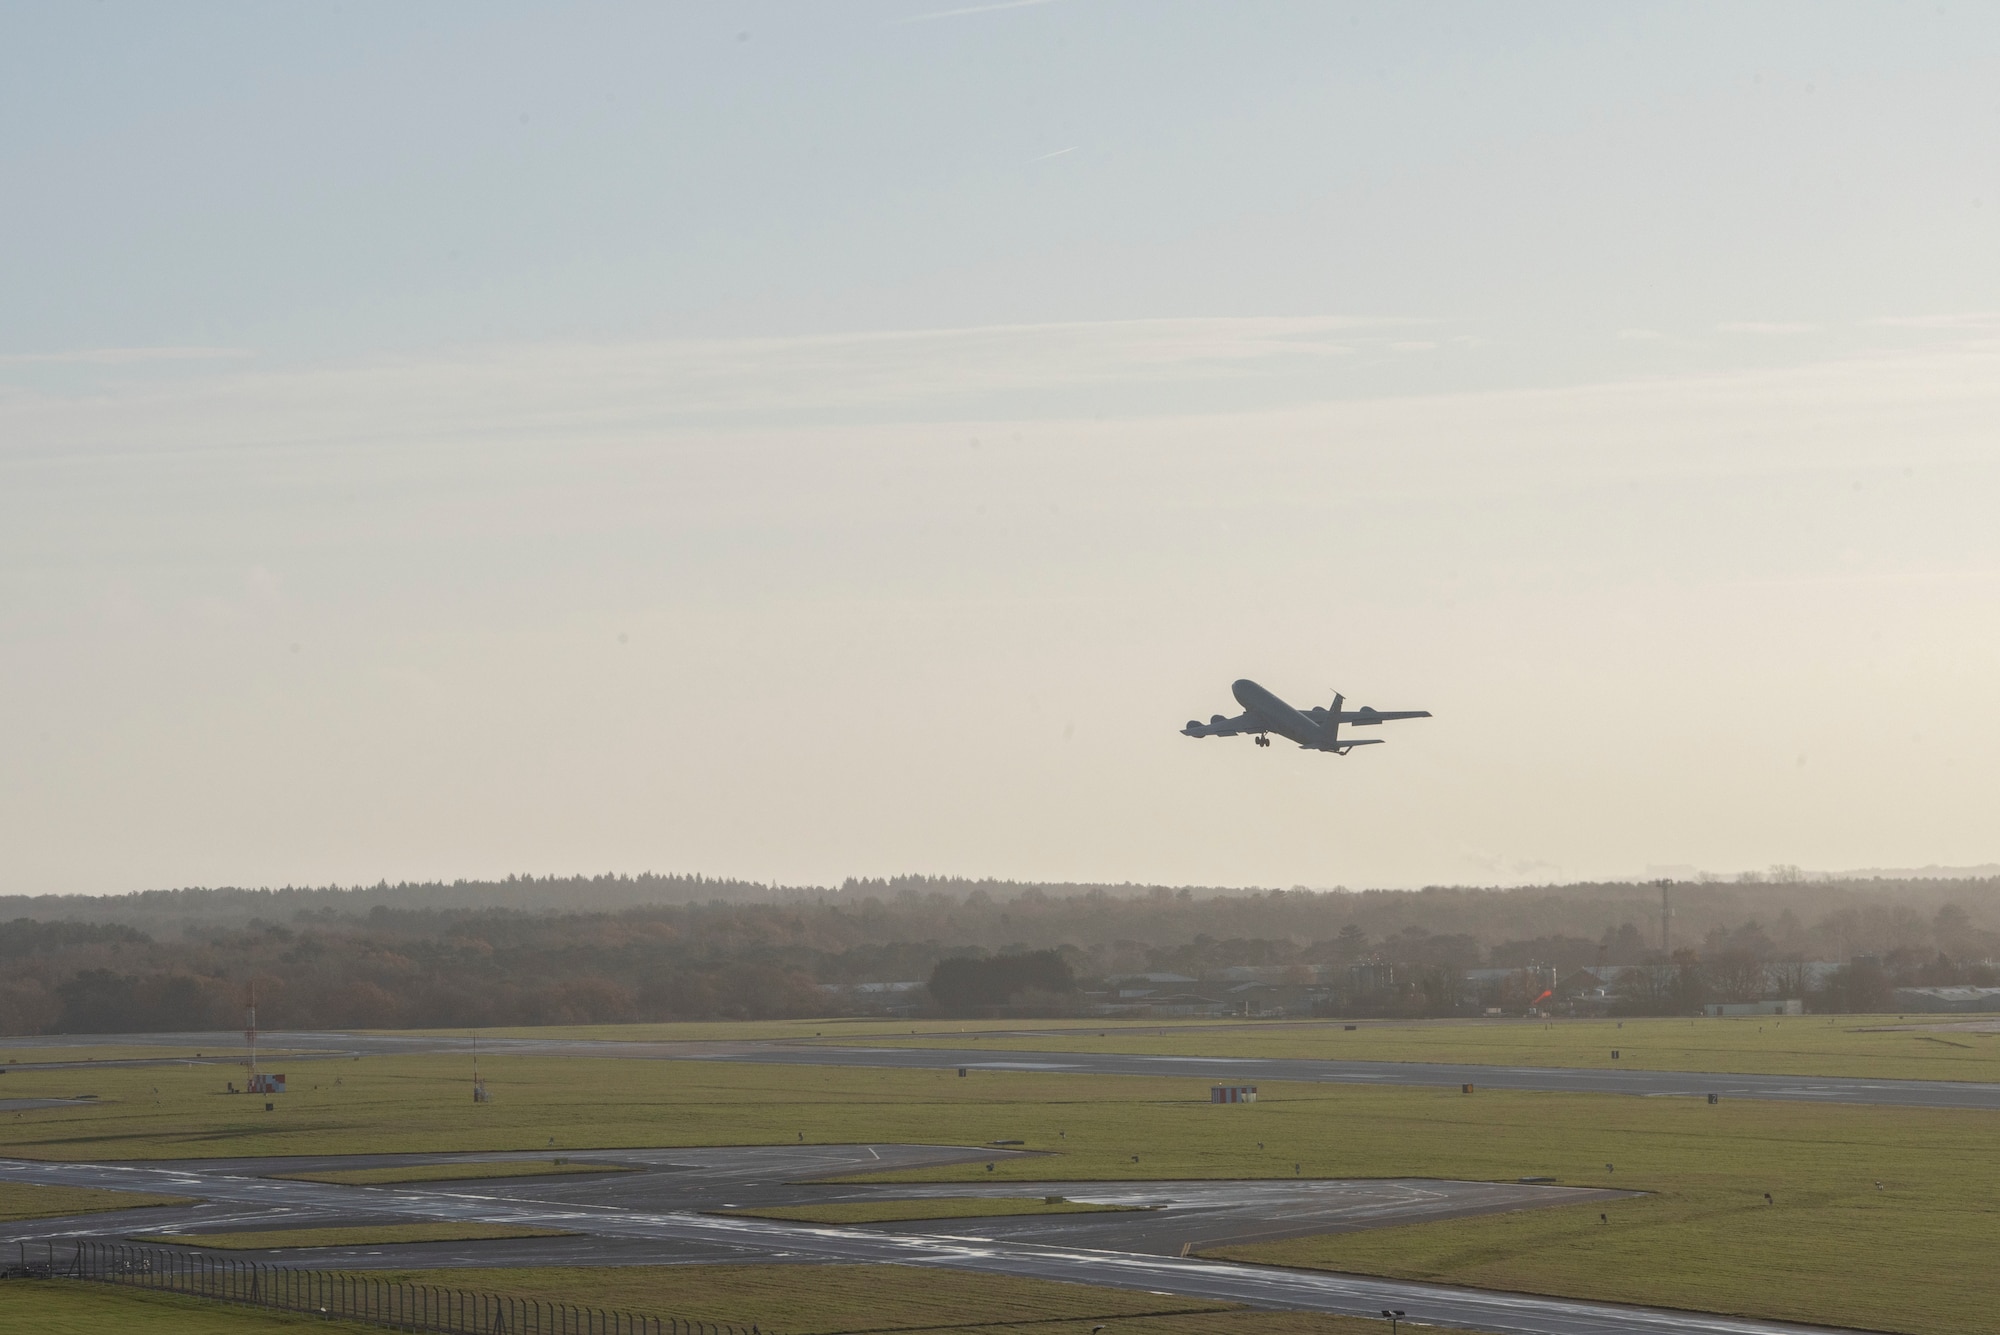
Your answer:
[1183,679,1431,755]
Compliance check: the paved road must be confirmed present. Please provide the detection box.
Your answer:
[7,1030,1999,1110]
[693,1043,2000,1111]
[3,1148,1842,1335]
[2,1146,1624,1260]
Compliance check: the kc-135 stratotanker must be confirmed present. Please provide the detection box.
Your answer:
[1183,679,1431,754]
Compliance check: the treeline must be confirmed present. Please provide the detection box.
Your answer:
[0,910,829,1035]
[0,876,1995,1034]
[7,872,1997,945]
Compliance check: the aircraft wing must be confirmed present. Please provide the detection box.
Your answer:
[1338,708,1432,725]
[1183,712,1254,738]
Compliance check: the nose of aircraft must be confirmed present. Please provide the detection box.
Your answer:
[1231,679,1260,706]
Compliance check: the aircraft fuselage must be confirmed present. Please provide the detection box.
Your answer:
[1232,678,1326,747]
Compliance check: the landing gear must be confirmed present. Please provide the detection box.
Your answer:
[1255,735,1270,748]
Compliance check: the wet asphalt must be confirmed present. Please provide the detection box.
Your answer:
[1,1145,1843,1335]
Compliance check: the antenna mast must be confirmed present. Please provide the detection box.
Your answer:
[244,982,258,1086]
[1657,880,1673,955]
[472,1033,490,1103]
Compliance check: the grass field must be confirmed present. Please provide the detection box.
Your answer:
[0,1271,1459,1335]
[0,1051,1993,1334]
[375,1263,1415,1335]
[0,1045,320,1066]
[718,1196,1136,1224]
[134,1222,571,1250]
[270,1159,632,1185]
[843,1014,2000,1082]
[0,1283,376,1333]
[0,1181,193,1222]
[405,1018,1209,1043]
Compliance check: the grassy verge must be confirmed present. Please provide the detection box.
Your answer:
[718,1196,1137,1225]
[134,1222,571,1250]
[0,1045,320,1066]
[0,1182,194,1222]
[844,1014,2000,1082]
[402,1018,1206,1043]
[0,1273,1447,1335]
[0,1282,377,1332]
[1215,1197,1985,1334]
[269,1159,631,1185]
[0,1052,1993,1333]
[387,1262,1224,1331]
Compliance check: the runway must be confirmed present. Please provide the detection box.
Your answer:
[7,1030,2000,1111]
[693,1043,2000,1111]
[2,1147,1846,1335]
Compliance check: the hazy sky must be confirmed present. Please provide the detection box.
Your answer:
[4,2,1999,895]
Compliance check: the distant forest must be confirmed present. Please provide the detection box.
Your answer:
[1,872,1996,1034]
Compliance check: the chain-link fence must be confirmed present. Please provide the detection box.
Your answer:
[9,1239,764,1335]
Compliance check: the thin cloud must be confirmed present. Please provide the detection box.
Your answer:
[1868,312,2000,331]
[0,315,1420,461]
[0,346,255,366]
[1717,321,1821,335]
[894,0,1060,23]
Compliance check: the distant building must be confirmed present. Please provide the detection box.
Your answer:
[1215,965,1301,984]
[1222,981,1320,1017]
[816,980,926,1016]
[1107,972,1198,989]
[1704,1000,1804,1016]
[1892,986,2000,1013]
[1095,975,1230,1016]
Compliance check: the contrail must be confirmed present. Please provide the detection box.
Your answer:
[895,0,1061,25]
[1031,146,1078,162]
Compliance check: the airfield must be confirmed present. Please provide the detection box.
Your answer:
[1,1017,1994,1335]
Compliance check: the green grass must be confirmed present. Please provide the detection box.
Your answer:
[405,1018,1198,1042]
[0,1051,1993,1334]
[1217,1201,1984,1332]
[134,1221,570,1250]
[718,1196,1137,1225]
[269,1158,632,1185]
[385,1264,1494,1335]
[0,1274,1447,1335]
[846,1013,2000,1081]
[377,1264,1234,1334]
[0,1045,319,1066]
[0,1282,378,1333]
[0,1181,194,1222]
